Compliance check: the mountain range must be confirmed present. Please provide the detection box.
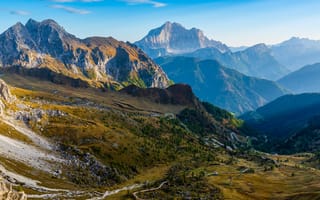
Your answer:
[183,44,289,80]
[271,37,320,71]
[0,19,170,89]
[155,56,288,114]
[136,22,289,80]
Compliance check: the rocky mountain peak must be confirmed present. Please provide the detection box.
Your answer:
[26,19,68,35]
[242,43,272,56]
[4,22,29,40]
[161,21,185,31]
[25,18,38,28]
[9,22,25,32]
[0,19,170,89]
[135,22,229,58]
[25,18,77,45]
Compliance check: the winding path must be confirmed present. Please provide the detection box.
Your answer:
[133,181,168,200]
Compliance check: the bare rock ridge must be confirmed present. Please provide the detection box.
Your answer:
[0,177,27,200]
[0,19,170,89]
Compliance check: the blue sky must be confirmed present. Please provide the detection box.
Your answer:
[1,0,320,46]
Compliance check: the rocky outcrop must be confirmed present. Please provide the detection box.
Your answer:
[0,177,27,200]
[0,19,170,89]
[0,79,15,114]
[0,79,15,103]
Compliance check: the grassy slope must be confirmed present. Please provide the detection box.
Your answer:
[0,74,319,199]
[0,74,218,197]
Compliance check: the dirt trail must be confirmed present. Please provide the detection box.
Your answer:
[133,181,168,200]
[88,184,144,200]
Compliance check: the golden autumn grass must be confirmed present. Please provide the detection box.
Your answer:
[0,74,319,199]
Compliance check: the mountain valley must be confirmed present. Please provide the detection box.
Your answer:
[0,16,319,200]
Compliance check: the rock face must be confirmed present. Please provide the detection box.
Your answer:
[0,79,15,114]
[0,19,170,89]
[135,22,229,58]
[0,178,27,200]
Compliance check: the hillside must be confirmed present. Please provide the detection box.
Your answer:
[0,69,318,199]
[155,56,288,114]
[241,93,320,153]
[184,44,289,80]
[278,63,320,93]
[0,73,249,199]
[278,115,320,153]
[0,19,170,89]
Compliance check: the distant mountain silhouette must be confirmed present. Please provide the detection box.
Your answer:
[184,44,289,80]
[155,56,288,114]
[271,37,320,71]
[278,63,320,93]
[241,93,320,139]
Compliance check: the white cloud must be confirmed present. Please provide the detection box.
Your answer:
[51,4,91,14]
[122,0,167,8]
[10,10,31,16]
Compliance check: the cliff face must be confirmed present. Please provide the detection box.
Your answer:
[0,19,170,89]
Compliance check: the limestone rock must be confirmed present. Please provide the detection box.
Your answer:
[0,178,27,200]
[0,79,15,114]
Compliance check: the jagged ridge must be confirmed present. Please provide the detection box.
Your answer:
[0,19,170,89]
